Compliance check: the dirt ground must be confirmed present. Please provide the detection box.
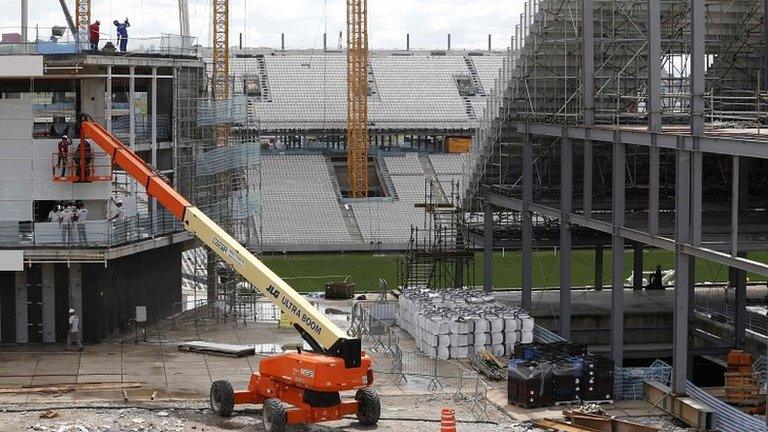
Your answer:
[0,394,519,432]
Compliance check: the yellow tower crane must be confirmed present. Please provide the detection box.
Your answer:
[346,0,369,198]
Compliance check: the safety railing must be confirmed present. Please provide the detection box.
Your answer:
[0,209,183,248]
[51,152,112,182]
[695,296,768,336]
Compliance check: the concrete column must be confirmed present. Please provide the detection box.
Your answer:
[129,66,136,147]
[521,126,533,311]
[611,132,625,367]
[560,134,572,339]
[21,0,28,43]
[483,201,493,293]
[595,243,604,290]
[15,271,27,343]
[69,264,82,321]
[673,144,692,394]
[633,243,643,290]
[41,264,55,343]
[106,66,113,132]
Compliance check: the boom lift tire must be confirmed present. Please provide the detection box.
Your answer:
[262,398,287,432]
[355,388,381,426]
[210,380,235,417]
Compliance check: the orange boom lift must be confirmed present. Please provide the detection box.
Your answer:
[78,118,380,431]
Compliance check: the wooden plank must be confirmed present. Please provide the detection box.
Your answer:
[0,382,143,394]
[177,341,255,357]
[534,419,601,432]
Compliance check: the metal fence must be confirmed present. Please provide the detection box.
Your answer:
[349,300,493,421]
[614,360,673,400]
[695,296,768,336]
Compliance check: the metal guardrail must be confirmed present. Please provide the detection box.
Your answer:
[695,297,768,336]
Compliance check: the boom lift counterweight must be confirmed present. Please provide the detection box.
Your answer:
[78,119,380,431]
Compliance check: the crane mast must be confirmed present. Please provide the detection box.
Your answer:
[346,0,369,198]
[74,0,91,41]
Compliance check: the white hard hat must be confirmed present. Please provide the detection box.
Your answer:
[68,308,75,314]
[62,135,69,139]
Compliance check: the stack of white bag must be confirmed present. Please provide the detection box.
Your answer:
[397,287,534,359]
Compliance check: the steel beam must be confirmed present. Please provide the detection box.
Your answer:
[483,200,494,293]
[673,146,692,394]
[611,134,625,367]
[485,192,768,278]
[522,126,533,311]
[517,123,768,160]
[560,134,573,339]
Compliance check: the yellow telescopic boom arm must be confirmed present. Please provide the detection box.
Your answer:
[80,119,362,367]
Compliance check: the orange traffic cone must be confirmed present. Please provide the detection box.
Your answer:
[440,408,456,432]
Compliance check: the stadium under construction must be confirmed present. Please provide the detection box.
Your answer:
[0,0,767,431]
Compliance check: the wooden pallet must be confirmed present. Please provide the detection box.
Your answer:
[725,372,756,388]
[508,398,552,409]
[177,341,256,357]
[725,387,760,404]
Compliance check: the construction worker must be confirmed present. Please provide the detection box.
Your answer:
[54,135,71,177]
[88,20,100,51]
[66,308,83,351]
[114,18,130,52]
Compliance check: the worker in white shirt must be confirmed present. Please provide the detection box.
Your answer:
[59,202,74,244]
[75,201,88,244]
[47,204,62,222]
[109,197,126,243]
[66,308,83,351]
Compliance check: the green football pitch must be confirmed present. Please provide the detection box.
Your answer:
[261,249,768,292]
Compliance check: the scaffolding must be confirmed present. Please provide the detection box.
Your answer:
[400,179,474,291]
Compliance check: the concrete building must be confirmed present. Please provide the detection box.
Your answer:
[0,51,204,343]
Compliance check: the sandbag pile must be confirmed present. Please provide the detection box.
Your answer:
[397,287,534,359]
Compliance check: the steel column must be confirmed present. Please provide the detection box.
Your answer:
[690,0,705,135]
[611,133,625,367]
[522,126,533,311]
[732,156,740,256]
[673,145,692,394]
[633,243,643,290]
[129,66,135,148]
[647,0,662,132]
[483,200,494,293]
[731,262,747,348]
[151,67,158,234]
[560,134,572,339]
[595,243,604,291]
[582,0,594,126]
[106,66,112,132]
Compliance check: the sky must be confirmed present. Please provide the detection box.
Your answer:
[1,0,524,50]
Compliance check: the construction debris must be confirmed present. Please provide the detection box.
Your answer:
[398,287,533,359]
[39,410,59,419]
[177,341,255,357]
[471,349,507,380]
[563,412,660,432]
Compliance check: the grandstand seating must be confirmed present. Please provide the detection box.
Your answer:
[230,51,505,130]
[384,153,423,176]
[470,56,506,95]
[261,155,354,245]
